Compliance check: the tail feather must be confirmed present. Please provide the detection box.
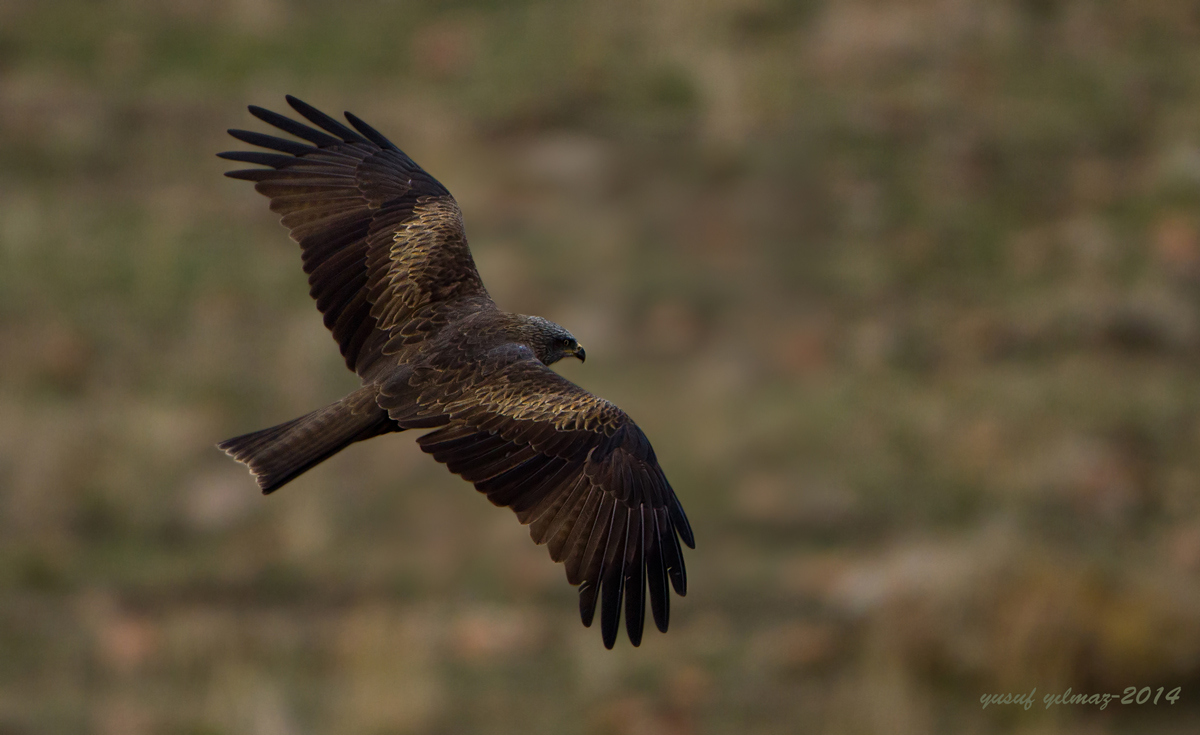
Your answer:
[219,385,398,493]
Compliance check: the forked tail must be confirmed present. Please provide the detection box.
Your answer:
[218,385,398,493]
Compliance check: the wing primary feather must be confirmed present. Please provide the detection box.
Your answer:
[225,169,282,182]
[669,493,695,549]
[266,169,359,188]
[563,486,604,583]
[578,497,616,627]
[285,95,371,144]
[227,129,312,156]
[248,105,342,147]
[661,508,688,596]
[600,508,631,649]
[217,151,296,168]
[258,179,359,194]
[582,553,606,630]
[579,580,598,628]
[647,508,670,633]
[624,508,646,646]
[343,111,398,150]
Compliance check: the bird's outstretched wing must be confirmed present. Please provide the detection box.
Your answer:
[380,345,695,648]
[219,96,490,375]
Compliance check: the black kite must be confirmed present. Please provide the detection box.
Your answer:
[217,97,693,648]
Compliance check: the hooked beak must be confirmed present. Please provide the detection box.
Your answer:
[569,344,586,363]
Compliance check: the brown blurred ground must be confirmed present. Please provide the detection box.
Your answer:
[3,1,1200,733]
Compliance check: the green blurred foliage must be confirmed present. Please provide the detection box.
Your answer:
[3,0,1200,733]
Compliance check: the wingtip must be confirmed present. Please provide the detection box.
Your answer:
[674,504,695,549]
[579,580,599,628]
[284,94,313,116]
[343,110,396,150]
[283,95,306,117]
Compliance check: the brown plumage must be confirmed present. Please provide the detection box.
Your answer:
[216,96,693,648]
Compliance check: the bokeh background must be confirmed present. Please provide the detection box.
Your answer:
[4,0,1200,733]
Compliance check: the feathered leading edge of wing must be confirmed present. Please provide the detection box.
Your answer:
[406,354,695,649]
[218,96,488,375]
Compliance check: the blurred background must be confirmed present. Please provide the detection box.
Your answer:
[3,0,1200,733]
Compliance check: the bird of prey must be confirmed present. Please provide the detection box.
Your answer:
[216,97,693,648]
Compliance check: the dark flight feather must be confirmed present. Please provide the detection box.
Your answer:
[344,111,398,150]
[285,94,371,144]
[227,129,312,156]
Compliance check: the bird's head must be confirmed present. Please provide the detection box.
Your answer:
[521,316,586,366]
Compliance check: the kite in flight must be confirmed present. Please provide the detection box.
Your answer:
[216,97,693,648]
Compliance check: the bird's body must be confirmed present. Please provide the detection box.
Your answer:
[217,97,692,648]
